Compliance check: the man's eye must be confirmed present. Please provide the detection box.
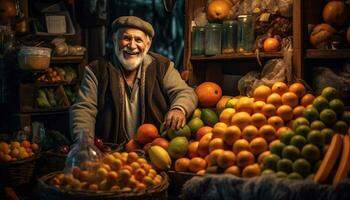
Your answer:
[136,39,143,43]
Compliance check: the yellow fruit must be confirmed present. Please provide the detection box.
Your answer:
[235,97,254,114]
[236,150,255,168]
[216,96,233,114]
[207,0,233,22]
[281,92,299,107]
[242,125,259,142]
[233,139,250,154]
[301,94,315,107]
[188,141,200,158]
[207,149,224,166]
[253,101,266,113]
[148,145,172,170]
[219,108,236,125]
[188,157,207,173]
[175,157,190,172]
[257,151,271,164]
[259,125,276,142]
[251,113,267,128]
[267,116,284,130]
[267,93,282,108]
[250,137,268,155]
[208,138,225,152]
[293,106,305,119]
[271,82,289,96]
[277,105,293,122]
[223,125,241,146]
[289,82,306,98]
[253,85,272,102]
[225,165,241,176]
[263,38,281,52]
[212,125,226,139]
[262,104,276,118]
[198,133,213,157]
[231,112,252,130]
[242,164,261,178]
[217,150,236,169]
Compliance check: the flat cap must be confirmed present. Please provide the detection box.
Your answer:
[112,16,155,38]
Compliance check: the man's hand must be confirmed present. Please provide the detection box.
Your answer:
[164,108,186,130]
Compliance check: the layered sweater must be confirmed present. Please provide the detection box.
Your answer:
[70,52,197,144]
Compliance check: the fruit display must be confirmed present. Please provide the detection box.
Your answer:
[0,140,40,162]
[50,151,164,192]
[37,67,77,83]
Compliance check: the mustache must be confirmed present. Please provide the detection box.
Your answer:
[121,47,140,54]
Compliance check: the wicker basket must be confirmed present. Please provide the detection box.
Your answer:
[39,150,67,175]
[38,171,169,200]
[0,153,41,187]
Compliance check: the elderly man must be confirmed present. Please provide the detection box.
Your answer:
[70,16,197,144]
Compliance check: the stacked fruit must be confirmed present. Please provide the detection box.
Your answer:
[0,140,40,162]
[51,151,164,192]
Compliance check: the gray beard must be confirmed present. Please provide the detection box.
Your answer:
[115,47,147,71]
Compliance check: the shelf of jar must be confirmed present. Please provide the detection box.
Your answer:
[190,52,283,61]
[306,49,350,59]
[51,56,85,63]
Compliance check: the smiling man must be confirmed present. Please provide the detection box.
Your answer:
[70,16,197,144]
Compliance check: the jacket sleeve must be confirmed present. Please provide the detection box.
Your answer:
[162,62,198,118]
[70,66,98,140]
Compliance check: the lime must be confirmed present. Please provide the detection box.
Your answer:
[312,96,329,112]
[290,135,307,150]
[321,86,338,101]
[280,130,295,145]
[270,142,286,157]
[292,117,310,130]
[262,169,275,176]
[167,125,191,140]
[201,108,219,126]
[225,98,238,109]
[301,144,321,162]
[295,125,311,138]
[263,154,281,171]
[320,109,337,126]
[333,120,348,134]
[277,158,293,173]
[287,172,303,180]
[293,158,311,177]
[303,106,319,122]
[307,130,325,148]
[275,171,288,178]
[321,128,334,144]
[310,120,326,130]
[282,145,300,161]
[329,99,344,115]
[187,117,204,134]
[342,111,350,124]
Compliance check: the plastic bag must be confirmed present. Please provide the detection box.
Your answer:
[313,65,350,103]
[238,71,260,96]
[64,129,103,176]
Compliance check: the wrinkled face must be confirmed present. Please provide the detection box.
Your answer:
[114,28,151,71]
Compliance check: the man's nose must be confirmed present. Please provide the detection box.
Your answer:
[128,39,137,49]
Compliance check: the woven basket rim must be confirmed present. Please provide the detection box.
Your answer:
[39,170,169,197]
[0,152,41,166]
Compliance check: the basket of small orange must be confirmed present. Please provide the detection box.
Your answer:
[38,151,169,200]
[0,139,41,186]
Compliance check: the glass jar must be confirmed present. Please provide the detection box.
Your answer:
[191,26,205,55]
[237,14,255,53]
[205,23,222,55]
[222,20,238,54]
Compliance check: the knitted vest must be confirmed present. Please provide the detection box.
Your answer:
[88,52,170,144]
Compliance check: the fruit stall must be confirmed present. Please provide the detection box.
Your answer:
[1,0,350,199]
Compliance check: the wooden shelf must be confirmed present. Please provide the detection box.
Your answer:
[306,49,350,59]
[35,80,80,87]
[51,56,85,63]
[21,107,70,115]
[190,52,283,61]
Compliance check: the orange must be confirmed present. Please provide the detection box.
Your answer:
[213,122,228,129]
[259,125,276,142]
[300,94,315,107]
[212,125,226,139]
[216,96,233,114]
[195,82,222,107]
[253,101,266,113]
[136,124,159,145]
[224,165,241,176]
[249,137,268,155]
[174,158,190,172]
[188,157,207,173]
[21,140,31,148]
[231,112,252,130]
[262,103,276,118]
[187,141,199,158]
[196,169,206,176]
[289,82,306,98]
[197,133,212,157]
[271,82,289,96]
[207,149,224,166]
[281,92,299,107]
[257,151,271,164]
[268,139,281,150]
[242,125,260,142]
[293,106,305,119]
[127,152,139,163]
[223,125,241,146]
[266,93,282,108]
[252,85,272,102]
[208,138,225,152]
[233,139,251,154]
[251,113,267,128]
[217,150,236,169]
[267,116,284,130]
[276,105,293,121]
[263,37,280,52]
[235,97,254,114]
[276,126,291,139]
[236,150,255,168]
[242,164,261,178]
[196,126,213,141]
[219,108,236,125]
